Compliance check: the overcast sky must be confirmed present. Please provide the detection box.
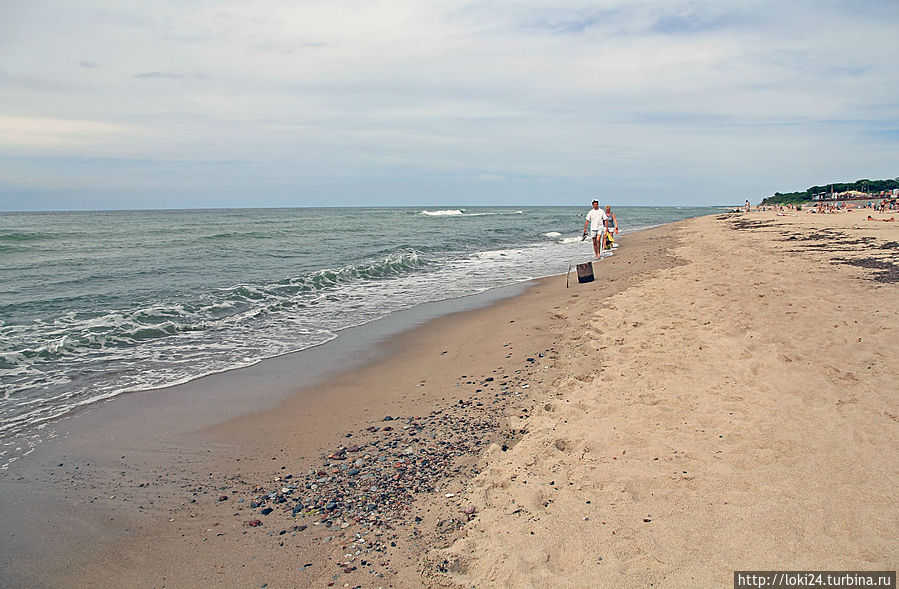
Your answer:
[1,0,897,210]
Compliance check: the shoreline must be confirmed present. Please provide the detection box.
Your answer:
[0,217,661,455]
[0,272,534,455]
[1,206,721,453]
[0,220,683,588]
[2,210,896,588]
[0,282,536,585]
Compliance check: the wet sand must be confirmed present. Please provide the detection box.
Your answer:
[2,211,896,588]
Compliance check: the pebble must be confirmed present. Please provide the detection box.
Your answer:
[235,351,549,579]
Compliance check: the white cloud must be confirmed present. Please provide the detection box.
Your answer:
[1,0,897,208]
[0,116,134,148]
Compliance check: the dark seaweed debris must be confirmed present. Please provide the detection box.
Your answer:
[729,219,780,230]
[726,217,898,283]
[835,258,899,283]
[782,229,844,241]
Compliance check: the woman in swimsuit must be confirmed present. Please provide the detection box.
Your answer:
[603,206,618,249]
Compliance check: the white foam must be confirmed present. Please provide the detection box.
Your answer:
[420,210,464,216]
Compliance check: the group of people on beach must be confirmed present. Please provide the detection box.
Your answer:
[741,197,897,222]
[811,200,898,216]
[583,199,618,259]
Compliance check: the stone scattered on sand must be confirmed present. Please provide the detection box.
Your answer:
[231,348,555,581]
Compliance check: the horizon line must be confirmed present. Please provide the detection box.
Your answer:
[0,203,737,214]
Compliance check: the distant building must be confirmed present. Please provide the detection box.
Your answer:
[839,190,867,198]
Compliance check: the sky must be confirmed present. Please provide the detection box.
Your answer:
[1,0,897,210]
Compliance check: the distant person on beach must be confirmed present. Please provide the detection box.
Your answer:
[583,199,608,259]
[603,205,619,250]
[745,200,751,212]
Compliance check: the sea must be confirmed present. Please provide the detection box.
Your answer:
[0,205,721,467]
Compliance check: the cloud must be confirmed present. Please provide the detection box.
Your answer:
[0,116,133,148]
[651,13,727,34]
[516,9,608,35]
[134,71,207,80]
[0,0,897,208]
[869,128,899,142]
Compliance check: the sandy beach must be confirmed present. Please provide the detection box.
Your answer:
[424,210,898,588]
[2,210,897,588]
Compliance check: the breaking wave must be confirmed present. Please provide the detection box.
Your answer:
[421,210,464,216]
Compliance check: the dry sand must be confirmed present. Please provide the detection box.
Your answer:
[3,210,896,588]
[423,210,898,587]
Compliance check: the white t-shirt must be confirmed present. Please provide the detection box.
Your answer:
[586,208,608,231]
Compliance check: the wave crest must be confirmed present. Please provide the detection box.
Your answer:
[0,232,55,242]
[421,210,464,216]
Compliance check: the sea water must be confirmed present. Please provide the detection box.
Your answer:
[0,206,720,466]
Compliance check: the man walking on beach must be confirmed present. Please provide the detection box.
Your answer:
[584,199,608,259]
